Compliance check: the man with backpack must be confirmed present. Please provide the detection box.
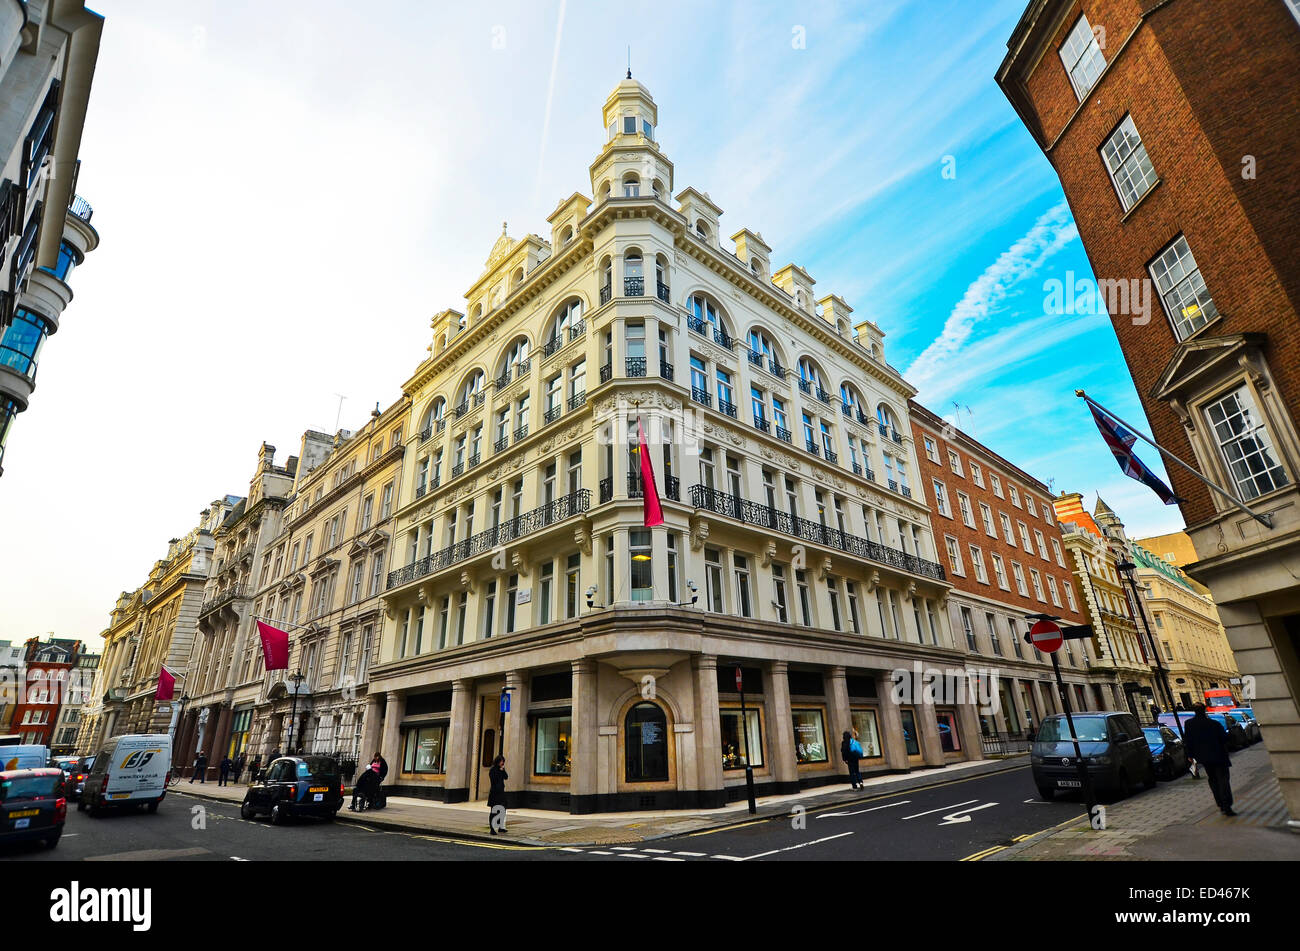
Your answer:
[841,730,864,790]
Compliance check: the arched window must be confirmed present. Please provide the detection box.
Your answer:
[511,266,524,290]
[751,258,763,278]
[654,254,669,299]
[839,383,863,417]
[470,303,483,325]
[599,181,612,203]
[622,173,640,198]
[419,397,446,435]
[836,319,848,337]
[547,298,584,349]
[651,178,665,199]
[458,370,485,407]
[695,220,710,241]
[623,249,644,296]
[560,225,574,245]
[877,403,898,435]
[798,358,825,388]
[498,336,530,379]
[625,702,669,782]
[747,327,785,373]
[688,293,733,346]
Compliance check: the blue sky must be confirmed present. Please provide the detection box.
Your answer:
[0,0,1185,641]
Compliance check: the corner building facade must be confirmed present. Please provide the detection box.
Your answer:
[998,0,1300,825]
[368,78,973,813]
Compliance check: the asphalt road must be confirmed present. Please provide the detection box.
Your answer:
[1,766,1096,862]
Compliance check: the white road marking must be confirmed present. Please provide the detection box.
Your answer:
[560,847,585,852]
[901,799,979,821]
[588,850,614,855]
[619,852,651,858]
[937,803,999,826]
[230,856,250,861]
[641,848,671,853]
[652,856,685,861]
[711,854,744,861]
[673,851,706,857]
[739,831,855,862]
[610,846,635,851]
[817,801,911,819]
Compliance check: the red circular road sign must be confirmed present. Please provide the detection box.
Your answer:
[1029,620,1063,653]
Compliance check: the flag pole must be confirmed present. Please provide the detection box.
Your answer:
[1075,390,1272,528]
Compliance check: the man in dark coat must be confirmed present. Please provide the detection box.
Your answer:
[217,755,233,786]
[488,755,508,834]
[1182,704,1235,815]
[190,751,208,784]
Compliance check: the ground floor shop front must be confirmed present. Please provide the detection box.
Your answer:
[364,609,991,813]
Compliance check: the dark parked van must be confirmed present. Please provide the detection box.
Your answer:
[1030,712,1155,800]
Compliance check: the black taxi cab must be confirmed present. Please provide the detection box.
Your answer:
[1,768,67,849]
[240,756,343,824]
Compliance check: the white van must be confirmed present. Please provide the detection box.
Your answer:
[0,744,50,771]
[79,734,172,815]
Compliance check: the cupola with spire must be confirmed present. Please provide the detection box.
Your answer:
[591,73,673,205]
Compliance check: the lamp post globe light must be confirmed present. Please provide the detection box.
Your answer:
[286,670,305,754]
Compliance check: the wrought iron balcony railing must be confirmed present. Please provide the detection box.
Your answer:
[753,415,770,433]
[714,328,735,350]
[689,484,945,581]
[568,391,587,410]
[718,399,737,419]
[626,356,646,377]
[665,476,680,501]
[494,436,509,454]
[387,489,592,590]
[775,425,793,444]
[569,319,586,340]
[747,349,764,367]
[659,360,674,381]
[687,315,707,336]
[599,477,613,504]
[691,386,711,408]
[600,363,613,383]
[544,406,562,425]
[513,424,529,442]
[600,285,612,305]
[624,276,644,297]
[824,449,838,464]
[656,281,670,302]
[769,359,787,379]
[857,409,872,426]
[798,378,813,395]
[200,584,248,616]
[543,335,564,357]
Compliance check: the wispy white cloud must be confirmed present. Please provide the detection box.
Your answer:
[904,201,1078,392]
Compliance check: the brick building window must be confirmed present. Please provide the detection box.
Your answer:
[969,546,989,584]
[991,554,1009,591]
[1101,115,1158,211]
[944,536,964,576]
[1149,235,1219,340]
[1059,14,1106,100]
[1205,386,1289,501]
[933,480,951,517]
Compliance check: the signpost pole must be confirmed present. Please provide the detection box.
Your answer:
[1051,651,1098,824]
[736,666,757,815]
[498,686,512,758]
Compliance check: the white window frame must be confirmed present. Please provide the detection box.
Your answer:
[1059,14,1106,100]
[979,502,996,537]
[933,480,951,518]
[1101,114,1159,211]
[1203,384,1289,502]
[944,535,964,576]
[969,546,988,584]
[991,553,1009,591]
[1149,234,1219,341]
[969,462,984,488]
[957,492,975,528]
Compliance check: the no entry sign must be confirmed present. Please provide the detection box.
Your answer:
[1028,619,1063,653]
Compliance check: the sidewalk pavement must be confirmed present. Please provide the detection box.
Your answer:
[988,744,1300,861]
[174,754,1026,847]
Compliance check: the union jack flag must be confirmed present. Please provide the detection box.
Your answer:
[1088,403,1181,505]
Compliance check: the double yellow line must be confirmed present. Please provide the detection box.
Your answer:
[960,844,1007,861]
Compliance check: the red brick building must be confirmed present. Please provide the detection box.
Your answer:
[910,402,1096,734]
[997,0,1300,828]
[9,637,82,747]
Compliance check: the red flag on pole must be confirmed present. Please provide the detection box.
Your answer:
[638,417,664,527]
[156,666,175,701]
[257,620,290,671]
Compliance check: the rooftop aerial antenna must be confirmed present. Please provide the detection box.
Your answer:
[333,393,347,433]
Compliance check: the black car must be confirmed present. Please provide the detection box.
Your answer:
[1141,725,1190,780]
[1030,711,1156,800]
[53,756,91,801]
[1,768,67,849]
[240,756,343,824]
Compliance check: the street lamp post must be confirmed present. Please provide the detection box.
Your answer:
[285,670,305,754]
[1116,559,1184,742]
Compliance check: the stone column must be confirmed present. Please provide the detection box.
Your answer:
[875,670,910,771]
[358,694,383,764]
[569,661,599,813]
[503,670,529,799]
[211,703,234,762]
[918,699,946,767]
[954,699,984,761]
[827,666,851,779]
[1029,680,1050,722]
[765,661,797,791]
[443,679,474,803]
[692,655,724,805]
[379,691,404,777]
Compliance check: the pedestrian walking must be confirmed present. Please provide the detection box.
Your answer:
[487,755,508,834]
[840,730,863,789]
[233,753,246,783]
[1182,704,1235,815]
[248,755,262,784]
[218,755,233,786]
[190,750,208,784]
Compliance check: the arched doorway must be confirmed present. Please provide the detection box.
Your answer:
[624,701,669,782]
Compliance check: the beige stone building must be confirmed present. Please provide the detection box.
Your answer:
[174,445,298,770]
[184,402,409,770]
[1053,494,1158,719]
[362,76,974,814]
[78,502,234,751]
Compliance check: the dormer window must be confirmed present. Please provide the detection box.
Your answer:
[623,115,637,135]
[641,119,654,140]
[623,173,640,198]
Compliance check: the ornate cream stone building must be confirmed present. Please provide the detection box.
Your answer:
[364,76,967,813]
[77,502,234,752]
